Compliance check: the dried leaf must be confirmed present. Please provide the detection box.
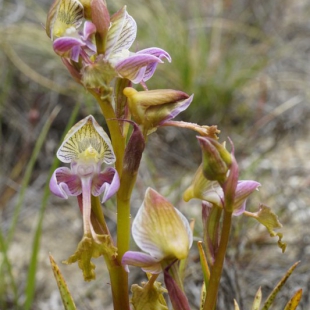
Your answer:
[244,204,286,252]
[284,289,303,310]
[63,234,117,281]
[131,278,168,310]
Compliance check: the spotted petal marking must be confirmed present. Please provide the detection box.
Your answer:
[57,115,116,165]
[48,0,84,39]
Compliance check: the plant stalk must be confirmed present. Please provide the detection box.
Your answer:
[203,209,233,310]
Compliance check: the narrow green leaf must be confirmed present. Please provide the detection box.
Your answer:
[49,254,77,310]
[261,261,300,310]
[284,289,303,310]
[251,287,262,310]
[0,230,18,305]
[197,241,210,289]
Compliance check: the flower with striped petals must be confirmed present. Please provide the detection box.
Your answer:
[46,1,171,86]
[49,115,119,240]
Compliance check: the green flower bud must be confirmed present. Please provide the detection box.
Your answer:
[198,137,232,184]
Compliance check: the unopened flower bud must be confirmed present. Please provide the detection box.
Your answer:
[197,137,232,184]
[123,87,192,135]
[90,0,110,54]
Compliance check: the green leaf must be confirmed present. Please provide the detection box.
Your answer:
[197,241,210,290]
[49,254,77,310]
[261,261,300,310]
[284,289,303,310]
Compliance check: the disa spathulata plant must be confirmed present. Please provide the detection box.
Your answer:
[45,0,301,309]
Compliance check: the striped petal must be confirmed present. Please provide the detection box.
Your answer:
[105,6,136,58]
[132,188,192,261]
[136,48,171,81]
[47,0,84,40]
[57,115,115,165]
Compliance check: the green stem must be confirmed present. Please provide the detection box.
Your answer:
[116,168,138,259]
[91,195,130,310]
[203,209,233,310]
[107,260,131,310]
[90,90,125,176]
[90,90,130,310]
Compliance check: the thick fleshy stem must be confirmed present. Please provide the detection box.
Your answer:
[203,208,233,310]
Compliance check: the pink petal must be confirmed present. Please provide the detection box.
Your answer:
[92,167,120,201]
[159,94,193,125]
[121,251,162,274]
[53,37,85,56]
[115,54,162,84]
[233,181,261,216]
[82,21,96,40]
[137,47,172,62]
[136,48,171,81]
[50,167,81,198]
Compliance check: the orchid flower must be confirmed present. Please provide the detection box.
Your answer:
[53,21,97,63]
[183,164,260,216]
[102,6,171,85]
[47,1,171,86]
[122,188,193,274]
[49,115,120,242]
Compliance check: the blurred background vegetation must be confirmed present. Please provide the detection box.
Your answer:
[1,0,310,309]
